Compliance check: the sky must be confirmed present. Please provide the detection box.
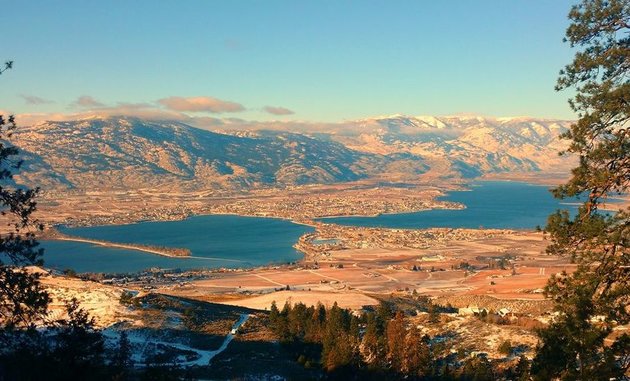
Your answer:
[0,1,578,126]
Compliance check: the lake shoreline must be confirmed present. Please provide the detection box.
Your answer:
[39,181,570,274]
[321,181,573,230]
[41,228,192,258]
[40,214,312,273]
[50,237,192,258]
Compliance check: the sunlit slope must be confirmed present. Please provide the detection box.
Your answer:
[10,115,572,191]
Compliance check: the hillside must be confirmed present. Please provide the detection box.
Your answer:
[10,117,422,191]
[328,115,573,179]
[9,115,572,192]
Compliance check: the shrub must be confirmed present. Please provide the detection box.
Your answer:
[498,340,512,356]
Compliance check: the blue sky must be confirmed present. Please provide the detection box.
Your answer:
[1,1,577,124]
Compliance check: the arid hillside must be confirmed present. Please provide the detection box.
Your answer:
[10,115,572,192]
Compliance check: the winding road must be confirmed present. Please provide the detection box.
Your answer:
[105,313,251,367]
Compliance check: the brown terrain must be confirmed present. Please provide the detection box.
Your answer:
[24,178,601,367]
[6,115,610,367]
[159,226,571,314]
[26,179,577,315]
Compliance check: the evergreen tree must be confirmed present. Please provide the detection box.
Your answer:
[404,325,432,378]
[513,355,530,381]
[274,301,290,342]
[0,62,53,380]
[533,1,630,379]
[362,312,386,369]
[0,62,115,380]
[306,302,326,342]
[386,311,406,373]
[0,60,49,333]
[50,298,106,380]
[112,330,134,380]
[269,300,280,327]
[288,302,308,340]
[322,303,355,371]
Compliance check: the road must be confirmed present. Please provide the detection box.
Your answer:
[104,313,251,367]
[206,313,250,364]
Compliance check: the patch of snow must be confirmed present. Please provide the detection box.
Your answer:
[103,313,251,368]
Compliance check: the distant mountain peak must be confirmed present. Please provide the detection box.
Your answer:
[9,116,575,192]
[359,115,448,129]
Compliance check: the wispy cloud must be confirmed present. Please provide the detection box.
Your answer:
[14,112,82,126]
[21,95,54,105]
[224,38,244,50]
[158,96,245,113]
[20,95,245,127]
[73,103,192,122]
[16,95,297,129]
[16,103,229,130]
[263,106,294,115]
[112,102,155,110]
[72,95,105,108]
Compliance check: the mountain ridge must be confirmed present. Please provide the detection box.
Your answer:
[9,115,573,192]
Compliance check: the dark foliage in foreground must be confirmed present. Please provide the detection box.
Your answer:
[0,62,176,381]
[533,1,630,379]
[267,300,530,380]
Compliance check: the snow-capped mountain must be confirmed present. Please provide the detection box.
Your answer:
[8,115,573,191]
[329,115,572,178]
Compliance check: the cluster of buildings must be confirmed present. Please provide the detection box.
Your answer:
[301,224,512,254]
[61,204,193,227]
[208,193,462,220]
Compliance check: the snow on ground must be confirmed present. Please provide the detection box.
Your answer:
[36,268,129,327]
[103,314,250,367]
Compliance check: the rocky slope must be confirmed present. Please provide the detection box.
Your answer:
[10,117,423,191]
[327,115,573,179]
[9,115,572,192]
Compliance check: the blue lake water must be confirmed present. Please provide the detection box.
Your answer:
[40,181,582,274]
[41,215,313,274]
[320,181,578,229]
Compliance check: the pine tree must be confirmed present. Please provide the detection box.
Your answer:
[0,62,114,380]
[404,325,432,378]
[269,300,280,327]
[306,302,326,342]
[51,298,106,380]
[386,311,406,373]
[322,303,354,371]
[0,62,53,380]
[0,61,49,333]
[273,301,290,342]
[362,312,385,369]
[533,0,630,379]
[112,330,133,379]
[288,302,308,340]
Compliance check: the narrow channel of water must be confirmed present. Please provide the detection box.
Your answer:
[41,215,313,273]
[320,181,579,229]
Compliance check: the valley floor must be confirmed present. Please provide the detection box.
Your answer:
[34,180,576,316]
[25,179,609,376]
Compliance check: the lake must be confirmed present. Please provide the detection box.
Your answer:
[40,181,580,274]
[320,181,577,229]
[41,215,313,273]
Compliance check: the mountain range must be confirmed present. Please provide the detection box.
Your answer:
[9,115,573,192]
